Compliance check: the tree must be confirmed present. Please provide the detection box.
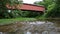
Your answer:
[35,0,60,18]
[45,0,60,18]
[34,0,54,10]
[0,0,22,18]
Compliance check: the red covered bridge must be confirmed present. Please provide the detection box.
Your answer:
[6,3,45,12]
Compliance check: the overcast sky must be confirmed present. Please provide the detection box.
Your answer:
[23,0,42,4]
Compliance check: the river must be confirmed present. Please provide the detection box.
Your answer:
[0,20,60,34]
[21,21,60,34]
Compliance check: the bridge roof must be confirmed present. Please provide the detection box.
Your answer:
[6,3,45,12]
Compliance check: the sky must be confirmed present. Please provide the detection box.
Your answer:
[23,0,42,4]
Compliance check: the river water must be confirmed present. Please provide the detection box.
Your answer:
[22,21,60,34]
[0,21,60,34]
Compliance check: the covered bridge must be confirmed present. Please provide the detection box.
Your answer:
[6,3,45,12]
[20,3,45,12]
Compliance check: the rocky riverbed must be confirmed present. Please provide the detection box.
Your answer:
[0,21,60,34]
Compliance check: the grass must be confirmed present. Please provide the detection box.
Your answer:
[0,17,36,25]
[36,15,60,22]
[0,17,59,25]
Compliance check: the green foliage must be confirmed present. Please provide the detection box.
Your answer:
[35,0,60,18]
[34,1,44,6]
[0,18,36,25]
[20,11,43,17]
[44,3,56,18]
[45,0,60,18]
[34,0,54,9]
[8,10,21,18]
[0,0,22,18]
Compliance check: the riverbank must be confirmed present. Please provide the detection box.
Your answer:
[36,17,60,21]
[0,17,36,25]
[0,17,60,25]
